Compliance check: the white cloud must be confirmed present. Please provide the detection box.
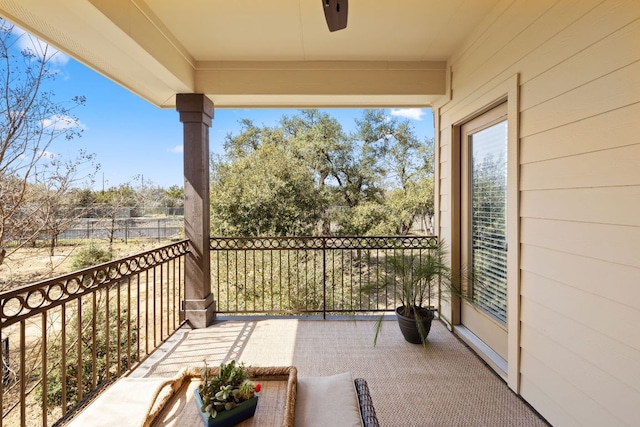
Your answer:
[11,26,69,66]
[390,108,426,121]
[42,114,84,131]
[38,150,55,159]
[19,150,55,161]
[169,144,183,154]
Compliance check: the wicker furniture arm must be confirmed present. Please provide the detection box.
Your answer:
[354,378,380,427]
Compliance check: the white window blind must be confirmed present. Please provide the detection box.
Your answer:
[470,121,507,324]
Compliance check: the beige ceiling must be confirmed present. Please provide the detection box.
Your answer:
[0,0,501,108]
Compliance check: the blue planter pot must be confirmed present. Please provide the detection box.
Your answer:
[194,389,258,427]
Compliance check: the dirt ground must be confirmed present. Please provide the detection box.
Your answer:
[0,239,175,291]
[1,238,179,426]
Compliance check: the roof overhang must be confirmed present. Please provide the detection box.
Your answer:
[0,0,500,108]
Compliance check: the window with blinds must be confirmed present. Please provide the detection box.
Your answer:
[470,120,507,324]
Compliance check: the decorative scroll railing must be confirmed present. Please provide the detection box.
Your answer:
[0,240,188,427]
[210,236,439,316]
[0,235,438,426]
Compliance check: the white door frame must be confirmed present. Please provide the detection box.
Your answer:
[446,74,521,392]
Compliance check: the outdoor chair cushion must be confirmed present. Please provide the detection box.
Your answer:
[66,378,170,427]
[295,372,363,427]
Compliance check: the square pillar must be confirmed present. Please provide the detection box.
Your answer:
[176,94,215,328]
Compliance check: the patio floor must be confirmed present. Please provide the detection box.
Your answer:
[131,316,549,427]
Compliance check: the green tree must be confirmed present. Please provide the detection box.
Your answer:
[335,112,434,235]
[383,136,435,234]
[223,118,285,160]
[280,110,349,232]
[281,109,346,191]
[472,151,506,243]
[323,109,389,210]
[335,202,391,235]
[211,143,324,236]
[385,177,434,234]
[70,187,98,208]
[213,109,435,237]
[164,185,184,209]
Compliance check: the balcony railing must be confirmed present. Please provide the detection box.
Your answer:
[0,235,438,426]
[210,236,438,316]
[0,241,188,427]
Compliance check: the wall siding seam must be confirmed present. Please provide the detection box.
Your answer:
[519,229,640,268]
[519,214,640,229]
[520,110,640,162]
[520,100,640,139]
[521,266,639,310]
[520,101,640,149]
[520,58,640,113]
[520,16,640,101]
[520,181,640,191]
[520,141,640,166]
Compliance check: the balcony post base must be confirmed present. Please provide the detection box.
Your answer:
[182,293,216,328]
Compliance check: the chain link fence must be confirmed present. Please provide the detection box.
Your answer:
[58,217,184,243]
[5,217,184,247]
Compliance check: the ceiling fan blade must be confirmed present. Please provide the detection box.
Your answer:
[322,0,348,32]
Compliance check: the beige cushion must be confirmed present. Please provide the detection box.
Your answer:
[295,372,363,427]
[67,378,169,427]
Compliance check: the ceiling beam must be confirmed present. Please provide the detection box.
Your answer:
[195,61,445,108]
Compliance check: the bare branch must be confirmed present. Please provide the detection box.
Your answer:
[0,20,95,267]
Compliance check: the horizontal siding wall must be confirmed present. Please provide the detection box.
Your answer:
[435,0,640,425]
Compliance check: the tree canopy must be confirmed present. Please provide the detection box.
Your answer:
[210,109,434,237]
[211,143,324,236]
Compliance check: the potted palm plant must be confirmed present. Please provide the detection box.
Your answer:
[367,240,467,346]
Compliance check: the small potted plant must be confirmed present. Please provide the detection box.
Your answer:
[195,360,260,427]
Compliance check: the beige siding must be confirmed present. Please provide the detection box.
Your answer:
[520,103,640,163]
[520,62,640,137]
[521,144,640,190]
[520,244,640,307]
[434,0,640,425]
[521,187,640,226]
[521,295,640,394]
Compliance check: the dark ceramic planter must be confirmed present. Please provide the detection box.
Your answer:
[194,389,258,427]
[396,306,435,344]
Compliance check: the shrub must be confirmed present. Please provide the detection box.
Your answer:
[70,245,112,271]
[35,297,138,410]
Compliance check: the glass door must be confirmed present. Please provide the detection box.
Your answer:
[461,103,508,361]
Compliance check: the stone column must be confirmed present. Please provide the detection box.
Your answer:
[176,94,215,328]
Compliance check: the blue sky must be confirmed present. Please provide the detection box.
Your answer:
[26,30,435,190]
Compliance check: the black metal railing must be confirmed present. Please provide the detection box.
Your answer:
[210,236,438,316]
[0,240,188,427]
[0,235,438,426]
